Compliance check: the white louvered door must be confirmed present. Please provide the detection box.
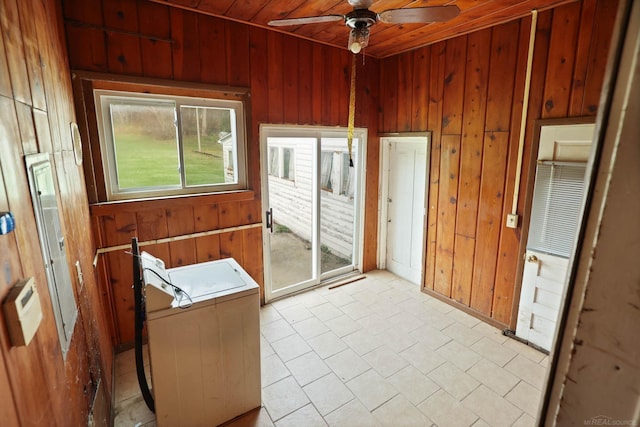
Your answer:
[516,123,594,351]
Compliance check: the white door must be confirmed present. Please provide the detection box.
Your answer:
[516,123,594,350]
[381,137,428,284]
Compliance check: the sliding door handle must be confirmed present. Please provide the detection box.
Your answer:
[266,208,273,233]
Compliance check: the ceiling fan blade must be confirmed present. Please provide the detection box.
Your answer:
[348,0,373,9]
[378,5,460,24]
[268,15,344,27]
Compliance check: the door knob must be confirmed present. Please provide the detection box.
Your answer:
[527,255,538,263]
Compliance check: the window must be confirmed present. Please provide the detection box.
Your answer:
[95,90,247,200]
[320,151,333,191]
[320,151,354,198]
[527,162,587,257]
[268,146,295,181]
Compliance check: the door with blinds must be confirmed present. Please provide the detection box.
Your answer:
[516,123,594,351]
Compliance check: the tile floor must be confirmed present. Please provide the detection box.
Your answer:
[113,270,549,427]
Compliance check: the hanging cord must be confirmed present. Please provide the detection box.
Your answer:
[347,53,357,167]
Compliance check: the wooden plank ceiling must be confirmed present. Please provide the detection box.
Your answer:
[152,0,578,58]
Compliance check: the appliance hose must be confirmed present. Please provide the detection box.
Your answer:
[132,237,155,412]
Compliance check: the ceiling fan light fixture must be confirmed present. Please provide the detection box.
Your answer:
[348,26,369,54]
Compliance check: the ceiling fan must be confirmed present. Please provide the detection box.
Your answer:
[268,0,460,54]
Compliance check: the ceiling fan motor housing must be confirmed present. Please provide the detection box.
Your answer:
[345,9,377,29]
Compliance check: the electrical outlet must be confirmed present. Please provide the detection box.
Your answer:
[506,213,519,229]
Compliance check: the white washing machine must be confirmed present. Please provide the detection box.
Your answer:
[140,252,261,427]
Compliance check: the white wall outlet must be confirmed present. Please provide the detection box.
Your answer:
[506,213,519,229]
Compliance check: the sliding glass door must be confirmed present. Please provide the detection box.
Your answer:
[261,125,366,301]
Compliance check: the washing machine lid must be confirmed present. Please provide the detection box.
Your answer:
[168,258,257,302]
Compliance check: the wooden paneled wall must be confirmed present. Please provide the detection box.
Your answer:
[63,0,380,346]
[0,0,112,425]
[379,0,618,326]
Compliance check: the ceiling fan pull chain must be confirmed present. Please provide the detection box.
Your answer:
[347,53,357,167]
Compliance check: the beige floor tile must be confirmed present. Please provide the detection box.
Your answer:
[271,333,312,362]
[502,338,546,363]
[292,316,330,339]
[512,412,537,427]
[424,297,456,314]
[113,395,155,427]
[428,362,480,400]
[506,380,541,416]
[368,300,404,319]
[471,419,491,427]
[409,325,452,351]
[340,301,374,320]
[274,403,327,427]
[323,290,357,307]
[377,288,413,305]
[271,295,302,311]
[385,311,426,334]
[374,326,419,352]
[309,302,343,322]
[417,389,478,427]
[372,394,432,427]
[352,289,380,306]
[114,346,149,378]
[325,348,371,382]
[343,329,384,355]
[467,358,520,396]
[262,354,291,387]
[303,373,354,416]
[539,355,550,368]
[471,336,518,367]
[362,345,409,378]
[325,314,362,337]
[324,399,382,427]
[115,369,143,403]
[260,305,283,325]
[400,342,447,374]
[285,351,331,386]
[261,336,275,358]
[277,304,313,324]
[262,377,310,422]
[442,322,484,345]
[223,407,274,427]
[289,290,328,308]
[505,354,547,390]
[420,309,457,331]
[346,369,398,411]
[462,385,523,427]
[446,307,481,328]
[357,313,391,332]
[261,319,296,343]
[387,365,440,405]
[306,331,348,359]
[435,340,482,371]
[471,321,509,344]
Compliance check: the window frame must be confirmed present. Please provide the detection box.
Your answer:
[94,88,248,201]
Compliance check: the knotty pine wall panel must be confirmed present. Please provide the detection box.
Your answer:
[0,0,113,425]
[64,0,380,346]
[379,0,617,326]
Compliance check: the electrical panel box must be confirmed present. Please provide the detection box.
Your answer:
[3,277,43,347]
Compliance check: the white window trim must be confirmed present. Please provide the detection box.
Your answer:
[94,89,248,201]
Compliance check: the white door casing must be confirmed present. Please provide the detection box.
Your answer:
[516,123,594,350]
[379,136,429,285]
